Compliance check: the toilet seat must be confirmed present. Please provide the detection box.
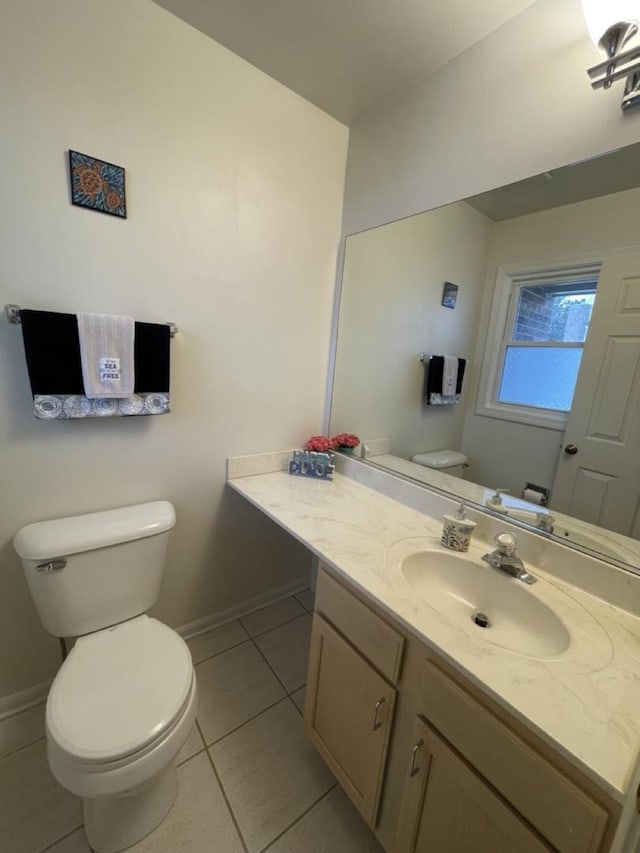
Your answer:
[47,615,193,766]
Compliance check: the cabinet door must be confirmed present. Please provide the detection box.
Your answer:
[304,613,396,826]
[394,717,552,853]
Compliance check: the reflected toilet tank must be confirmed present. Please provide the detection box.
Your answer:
[411,449,468,479]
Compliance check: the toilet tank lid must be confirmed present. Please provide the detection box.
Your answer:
[412,450,468,469]
[13,501,176,560]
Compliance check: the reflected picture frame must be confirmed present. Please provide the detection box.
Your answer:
[441,281,459,309]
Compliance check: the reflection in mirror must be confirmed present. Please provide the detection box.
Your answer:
[331,142,640,573]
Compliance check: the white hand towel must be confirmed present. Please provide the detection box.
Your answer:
[77,313,135,398]
[442,355,459,396]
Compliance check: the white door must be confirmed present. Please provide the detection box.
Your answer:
[552,253,640,538]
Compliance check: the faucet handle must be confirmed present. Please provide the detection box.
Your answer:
[494,531,517,556]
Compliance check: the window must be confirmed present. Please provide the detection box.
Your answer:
[477,265,600,429]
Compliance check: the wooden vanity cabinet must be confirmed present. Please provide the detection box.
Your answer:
[306,568,619,853]
[403,660,611,853]
[304,570,405,826]
[395,715,552,853]
[304,614,397,825]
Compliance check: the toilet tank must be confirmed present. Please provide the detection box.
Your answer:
[14,501,176,638]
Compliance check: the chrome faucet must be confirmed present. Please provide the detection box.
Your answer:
[535,512,555,534]
[482,532,536,585]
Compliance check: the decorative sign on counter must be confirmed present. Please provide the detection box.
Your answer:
[289,450,334,481]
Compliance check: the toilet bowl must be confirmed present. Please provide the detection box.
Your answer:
[14,502,197,853]
[411,448,468,478]
[47,616,197,851]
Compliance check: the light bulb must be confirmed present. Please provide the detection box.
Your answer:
[581,0,640,46]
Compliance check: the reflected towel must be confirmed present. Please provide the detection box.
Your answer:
[442,355,459,396]
[425,356,467,405]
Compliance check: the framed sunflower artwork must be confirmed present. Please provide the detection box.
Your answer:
[69,150,127,218]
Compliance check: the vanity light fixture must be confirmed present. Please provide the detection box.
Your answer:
[583,0,640,110]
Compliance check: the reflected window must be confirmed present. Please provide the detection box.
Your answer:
[476,265,600,430]
[498,281,597,412]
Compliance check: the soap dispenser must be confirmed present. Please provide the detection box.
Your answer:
[441,501,477,552]
[486,488,509,512]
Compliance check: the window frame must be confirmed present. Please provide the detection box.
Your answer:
[476,263,601,431]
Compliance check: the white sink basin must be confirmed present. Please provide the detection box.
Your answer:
[400,549,571,658]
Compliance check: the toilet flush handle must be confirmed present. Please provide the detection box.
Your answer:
[35,558,67,572]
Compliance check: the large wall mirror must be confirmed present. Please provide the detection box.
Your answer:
[331,142,640,574]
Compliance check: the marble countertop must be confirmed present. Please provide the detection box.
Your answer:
[228,466,640,803]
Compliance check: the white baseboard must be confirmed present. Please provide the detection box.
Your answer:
[177,577,311,641]
[0,679,52,721]
[0,577,312,720]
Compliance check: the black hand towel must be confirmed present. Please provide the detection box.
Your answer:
[20,309,171,419]
[425,355,466,405]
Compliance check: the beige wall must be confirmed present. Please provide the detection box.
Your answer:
[342,0,640,236]
[461,186,640,495]
[0,0,348,700]
[331,202,491,458]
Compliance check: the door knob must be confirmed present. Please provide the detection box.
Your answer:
[564,444,578,455]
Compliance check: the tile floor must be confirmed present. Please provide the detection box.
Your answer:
[0,590,384,853]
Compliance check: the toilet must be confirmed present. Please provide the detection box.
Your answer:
[13,501,197,853]
[411,448,468,478]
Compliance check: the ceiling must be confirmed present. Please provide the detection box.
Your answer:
[153,0,539,124]
[466,140,640,221]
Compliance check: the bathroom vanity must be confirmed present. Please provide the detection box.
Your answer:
[227,451,640,853]
[307,567,615,852]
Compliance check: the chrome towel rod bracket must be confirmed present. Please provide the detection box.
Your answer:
[4,304,178,337]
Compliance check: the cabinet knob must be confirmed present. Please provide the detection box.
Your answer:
[409,739,424,777]
[372,697,386,731]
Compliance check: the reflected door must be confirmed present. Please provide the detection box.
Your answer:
[552,253,640,537]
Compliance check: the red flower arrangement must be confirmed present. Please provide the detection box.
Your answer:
[332,432,360,449]
[305,435,335,453]
[304,433,361,453]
